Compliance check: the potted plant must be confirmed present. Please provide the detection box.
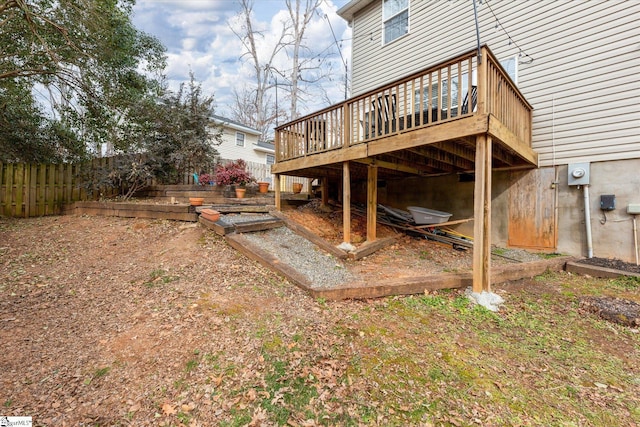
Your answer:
[257,181,270,193]
[200,208,220,222]
[214,159,256,198]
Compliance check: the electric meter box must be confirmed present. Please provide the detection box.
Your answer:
[628,204,640,215]
[568,163,590,186]
[600,195,615,211]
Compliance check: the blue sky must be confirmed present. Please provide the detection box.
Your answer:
[132,0,352,118]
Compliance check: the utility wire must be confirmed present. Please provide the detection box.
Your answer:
[484,0,534,64]
[323,13,349,99]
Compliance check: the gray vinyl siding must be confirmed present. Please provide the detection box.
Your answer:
[347,0,640,167]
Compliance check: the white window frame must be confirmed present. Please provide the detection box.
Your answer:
[382,0,409,45]
[235,131,245,147]
[266,154,275,165]
[500,56,518,84]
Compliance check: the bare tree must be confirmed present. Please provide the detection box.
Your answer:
[229,0,287,141]
[284,0,323,120]
[230,0,343,136]
[229,86,278,140]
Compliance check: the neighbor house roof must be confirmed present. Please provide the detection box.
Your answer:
[337,0,375,22]
[211,114,261,136]
[254,140,275,154]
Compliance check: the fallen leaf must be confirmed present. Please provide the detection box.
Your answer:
[246,388,258,401]
[161,402,176,415]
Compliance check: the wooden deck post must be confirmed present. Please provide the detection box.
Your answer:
[274,174,281,211]
[472,134,492,293]
[321,177,329,207]
[367,165,378,242]
[307,178,314,196]
[343,162,351,243]
[477,46,488,115]
[343,101,351,148]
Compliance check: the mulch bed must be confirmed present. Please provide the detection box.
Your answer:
[580,296,640,327]
[575,257,640,274]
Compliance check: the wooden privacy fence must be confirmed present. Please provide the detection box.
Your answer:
[0,159,120,218]
[1,162,80,218]
[1,158,313,218]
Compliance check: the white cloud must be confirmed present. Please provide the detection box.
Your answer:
[133,0,352,119]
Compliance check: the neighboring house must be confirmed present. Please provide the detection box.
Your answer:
[210,115,275,182]
[272,0,640,290]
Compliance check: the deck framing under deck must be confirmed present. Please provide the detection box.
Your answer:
[271,114,537,177]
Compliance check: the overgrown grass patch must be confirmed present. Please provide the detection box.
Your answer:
[143,268,178,288]
[608,275,640,291]
[325,273,640,425]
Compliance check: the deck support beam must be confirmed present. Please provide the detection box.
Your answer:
[472,134,492,292]
[343,162,351,244]
[307,178,314,196]
[367,165,378,242]
[321,178,329,207]
[274,174,281,211]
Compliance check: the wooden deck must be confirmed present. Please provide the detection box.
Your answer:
[272,45,535,180]
[272,45,538,294]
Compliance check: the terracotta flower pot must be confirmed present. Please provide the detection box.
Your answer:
[200,208,220,222]
[189,197,204,206]
[235,188,246,198]
[258,182,269,193]
[292,183,303,194]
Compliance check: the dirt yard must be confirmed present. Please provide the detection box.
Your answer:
[1,214,639,426]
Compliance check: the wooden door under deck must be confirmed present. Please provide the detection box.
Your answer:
[508,168,556,250]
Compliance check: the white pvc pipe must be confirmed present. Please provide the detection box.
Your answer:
[633,216,638,266]
[583,185,593,258]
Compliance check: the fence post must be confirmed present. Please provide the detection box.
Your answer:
[1,163,11,217]
[37,163,46,216]
[0,162,2,216]
[28,164,37,217]
[46,164,55,214]
[15,163,25,217]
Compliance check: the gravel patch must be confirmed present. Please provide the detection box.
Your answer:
[242,227,356,289]
[219,213,275,225]
[492,247,551,263]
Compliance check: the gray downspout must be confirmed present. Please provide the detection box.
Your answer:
[473,0,482,64]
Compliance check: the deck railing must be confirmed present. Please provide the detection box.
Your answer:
[276,46,532,163]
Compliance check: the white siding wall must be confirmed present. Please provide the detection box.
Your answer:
[213,126,267,165]
[347,0,640,167]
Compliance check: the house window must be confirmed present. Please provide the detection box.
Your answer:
[266,154,275,165]
[235,132,245,147]
[383,0,408,44]
[500,56,518,84]
[414,70,478,117]
[415,75,468,112]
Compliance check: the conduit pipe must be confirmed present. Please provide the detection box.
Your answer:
[633,215,638,266]
[583,184,593,258]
